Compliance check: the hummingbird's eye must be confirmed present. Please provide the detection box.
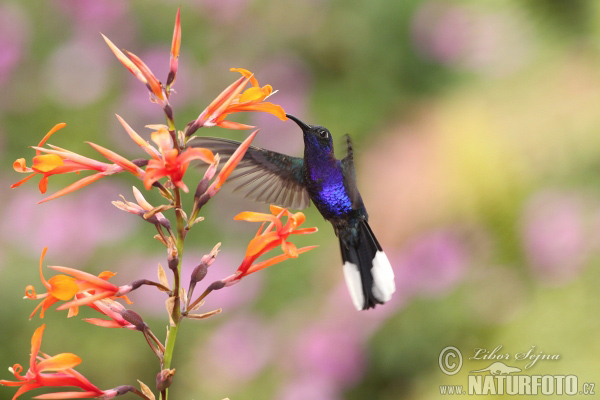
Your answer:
[318,129,328,139]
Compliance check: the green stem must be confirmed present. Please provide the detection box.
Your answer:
[166,113,179,152]
[162,188,185,397]
[162,321,179,367]
[166,116,175,131]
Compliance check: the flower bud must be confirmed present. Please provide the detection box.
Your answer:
[120,309,147,332]
[207,280,226,291]
[191,263,208,284]
[156,369,176,392]
[113,385,137,396]
[142,213,161,226]
[194,155,220,200]
[168,253,179,272]
[185,120,200,137]
[195,179,210,199]
[195,193,211,210]
[203,242,220,263]
[158,216,171,231]
[164,104,174,122]
[131,158,149,168]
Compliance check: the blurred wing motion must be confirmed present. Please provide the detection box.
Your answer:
[192,137,310,210]
[340,134,362,210]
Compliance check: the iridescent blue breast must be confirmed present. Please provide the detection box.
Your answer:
[307,160,353,218]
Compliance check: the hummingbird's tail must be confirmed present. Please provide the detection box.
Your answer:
[339,220,396,310]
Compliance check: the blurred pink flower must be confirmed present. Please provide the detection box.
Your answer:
[0,3,30,87]
[412,1,533,75]
[54,0,129,35]
[2,182,136,264]
[44,38,110,107]
[521,191,590,284]
[395,230,468,297]
[412,2,470,64]
[292,323,366,388]
[274,247,408,398]
[278,234,468,398]
[197,314,274,389]
[276,375,341,400]
[201,266,263,310]
[325,277,405,334]
[196,0,250,24]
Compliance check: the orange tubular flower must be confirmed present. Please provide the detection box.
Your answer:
[0,325,114,399]
[190,68,287,133]
[144,125,215,192]
[25,248,78,319]
[26,248,125,319]
[102,34,168,109]
[167,7,181,88]
[205,129,258,197]
[223,205,318,285]
[84,299,137,330]
[11,123,144,204]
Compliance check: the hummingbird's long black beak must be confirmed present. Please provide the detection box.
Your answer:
[286,114,311,131]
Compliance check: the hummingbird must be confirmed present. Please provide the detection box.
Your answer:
[192,114,395,310]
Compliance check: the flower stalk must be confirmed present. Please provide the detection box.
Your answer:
[162,187,184,373]
[3,8,317,400]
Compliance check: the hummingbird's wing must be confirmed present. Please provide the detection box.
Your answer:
[341,135,363,210]
[191,137,310,210]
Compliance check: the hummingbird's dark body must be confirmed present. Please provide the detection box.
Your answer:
[192,115,395,310]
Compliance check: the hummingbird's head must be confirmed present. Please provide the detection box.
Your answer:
[286,114,333,154]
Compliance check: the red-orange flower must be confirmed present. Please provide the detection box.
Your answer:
[223,205,318,284]
[0,325,115,399]
[103,8,181,108]
[190,68,287,132]
[205,129,259,197]
[84,299,137,330]
[167,7,181,88]
[102,34,168,109]
[26,248,126,319]
[11,123,143,203]
[143,125,215,191]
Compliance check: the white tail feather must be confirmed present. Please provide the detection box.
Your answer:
[371,251,395,302]
[343,261,364,310]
